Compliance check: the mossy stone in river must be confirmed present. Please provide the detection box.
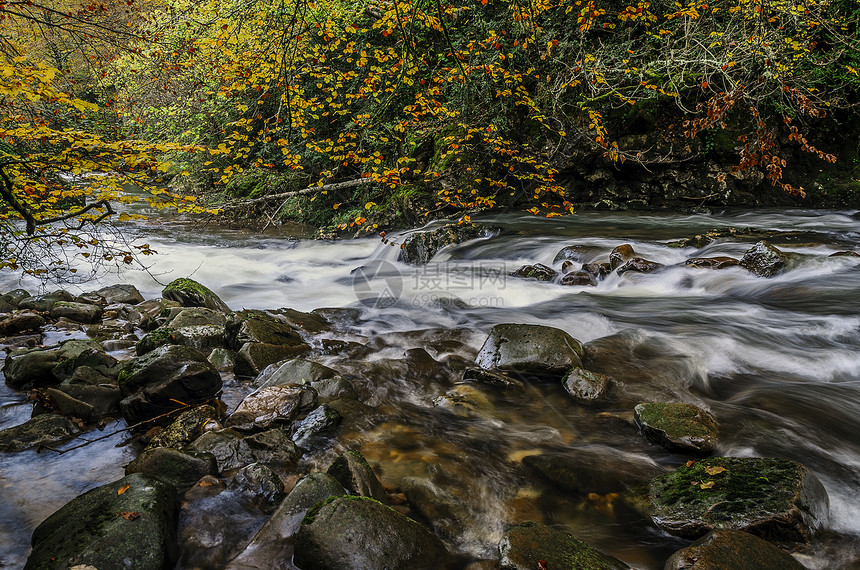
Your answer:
[499,522,629,570]
[634,402,718,456]
[511,263,557,282]
[294,495,447,570]
[163,278,230,313]
[648,457,829,542]
[399,222,498,265]
[739,240,794,277]
[664,529,806,570]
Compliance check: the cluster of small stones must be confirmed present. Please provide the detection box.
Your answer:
[0,272,833,569]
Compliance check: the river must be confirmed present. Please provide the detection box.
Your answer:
[1,208,859,568]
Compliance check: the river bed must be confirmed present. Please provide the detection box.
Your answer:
[1,208,859,568]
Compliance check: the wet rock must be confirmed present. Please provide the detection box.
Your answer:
[117,344,222,425]
[52,384,122,419]
[511,263,557,281]
[553,244,596,264]
[609,244,637,270]
[84,320,137,343]
[0,413,81,451]
[24,473,178,570]
[475,323,584,378]
[44,387,94,421]
[399,222,498,265]
[65,365,115,386]
[560,270,598,286]
[829,250,860,258]
[0,311,45,335]
[3,288,32,306]
[327,449,388,502]
[648,457,829,542]
[227,309,307,348]
[227,472,345,568]
[96,283,145,305]
[292,404,342,449]
[583,262,613,280]
[561,260,574,273]
[685,256,740,269]
[168,307,228,328]
[3,339,106,389]
[135,327,178,355]
[0,333,41,350]
[433,384,493,418]
[163,277,230,312]
[739,240,793,277]
[135,298,182,330]
[523,446,664,495]
[563,368,610,402]
[634,402,718,456]
[294,495,447,570]
[462,366,525,388]
[235,342,311,377]
[52,347,120,383]
[125,447,218,492]
[146,404,220,450]
[50,301,103,324]
[402,477,472,539]
[499,521,630,570]
[308,376,359,402]
[231,462,285,505]
[18,290,74,312]
[209,347,238,370]
[227,384,318,432]
[664,529,806,570]
[616,257,665,275]
[188,427,302,472]
[256,358,339,389]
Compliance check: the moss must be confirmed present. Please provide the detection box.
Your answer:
[163,278,211,299]
[636,402,715,438]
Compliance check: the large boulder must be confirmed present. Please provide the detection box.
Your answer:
[125,447,219,493]
[293,496,447,570]
[634,402,718,456]
[3,339,106,389]
[648,457,829,542]
[227,311,311,376]
[96,283,145,305]
[118,345,222,425]
[0,414,81,452]
[18,290,74,312]
[499,522,629,570]
[664,529,806,569]
[51,384,122,419]
[475,323,583,378]
[227,384,318,432]
[399,222,498,265]
[739,241,793,277]
[146,404,220,450]
[163,278,230,312]
[24,473,179,570]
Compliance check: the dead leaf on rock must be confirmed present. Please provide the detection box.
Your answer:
[685,460,696,467]
[705,466,726,476]
[700,481,715,489]
[117,484,130,495]
[119,511,141,520]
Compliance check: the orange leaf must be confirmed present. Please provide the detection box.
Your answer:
[117,484,130,495]
[120,511,141,520]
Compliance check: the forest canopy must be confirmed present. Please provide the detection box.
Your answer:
[1,0,858,274]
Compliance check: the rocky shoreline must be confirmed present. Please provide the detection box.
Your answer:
[1,226,852,569]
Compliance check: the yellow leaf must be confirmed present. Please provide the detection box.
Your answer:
[333,203,341,210]
[705,466,726,476]
[364,201,376,209]
[700,481,715,489]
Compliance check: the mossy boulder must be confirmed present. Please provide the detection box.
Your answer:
[475,323,584,378]
[739,241,794,277]
[399,222,498,265]
[664,529,806,569]
[499,522,629,570]
[648,457,829,542]
[294,496,447,570]
[634,402,718,456]
[563,368,610,402]
[163,278,230,313]
[0,414,81,452]
[145,404,220,450]
[24,473,179,570]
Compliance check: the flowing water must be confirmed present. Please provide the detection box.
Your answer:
[1,208,859,568]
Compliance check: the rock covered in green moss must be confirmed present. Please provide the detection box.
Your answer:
[475,323,584,378]
[648,457,829,542]
[664,529,806,569]
[24,472,178,570]
[293,495,447,570]
[499,522,629,570]
[634,402,718,456]
[50,301,103,323]
[145,404,220,450]
[511,263,558,282]
[163,278,231,312]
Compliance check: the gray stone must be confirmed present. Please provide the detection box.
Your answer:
[648,457,829,542]
[499,522,629,570]
[44,388,94,421]
[231,462,285,505]
[208,347,238,370]
[227,384,318,432]
[664,529,806,569]
[24,473,178,570]
[168,307,227,328]
[163,278,230,312]
[0,311,45,335]
[634,402,718,456]
[294,496,447,570]
[326,450,388,502]
[3,339,106,389]
[227,310,306,348]
[96,283,145,305]
[291,404,342,449]
[50,301,103,323]
[235,342,311,377]
[188,427,302,472]
[125,447,218,492]
[256,358,339,389]
[563,368,610,402]
[18,290,74,312]
[475,323,583,378]
[0,414,81,451]
[54,383,122,418]
[685,257,740,269]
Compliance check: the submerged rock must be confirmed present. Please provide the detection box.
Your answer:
[230,462,285,505]
[399,222,498,265]
[634,402,718,456]
[499,522,629,570]
[664,529,806,569]
[0,414,81,452]
[475,323,583,378]
[293,496,447,570]
[25,472,179,570]
[685,256,740,269]
[163,277,231,312]
[648,457,829,542]
[402,477,472,539]
[739,240,793,277]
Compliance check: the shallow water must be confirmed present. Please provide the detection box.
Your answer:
[1,208,859,568]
